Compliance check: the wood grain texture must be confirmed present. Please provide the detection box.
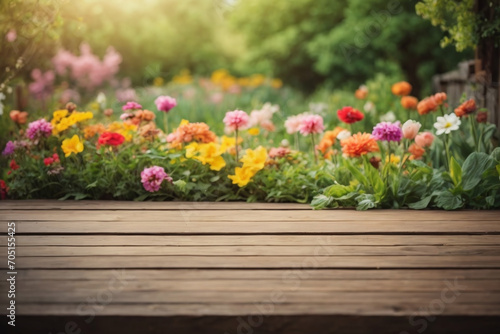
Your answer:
[2,200,500,324]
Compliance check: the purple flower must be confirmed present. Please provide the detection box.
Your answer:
[372,121,403,142]
[2,141,15,156]
[122,101,142,111]
[26,119,53,140]
[155,95,177,113]
[140,166,173,192]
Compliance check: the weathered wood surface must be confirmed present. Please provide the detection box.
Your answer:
[1,200,499,333]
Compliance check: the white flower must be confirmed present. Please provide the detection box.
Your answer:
[434,113,461,135]
[336,130,351,141]
[96,92,106,108]
[363,101,375,113]
[380,111,396,122]
[280,139,290,147]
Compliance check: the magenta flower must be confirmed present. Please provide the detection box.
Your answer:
[122,101,142,111]
[298,115,324,136]
[155,95,177,113]
[372,121,403,142]
[223,110,249,132]
[27,119,53,140]
[2,141,15,156]
[140,166,173,192]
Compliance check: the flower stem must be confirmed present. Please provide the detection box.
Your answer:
[469,115,479,152]
[311,133,318,164]
[163,112,168,134]
[235,128,239,162]
[444,134,451,170]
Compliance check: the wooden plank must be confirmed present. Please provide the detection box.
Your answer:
[11,245,500,257]
[15,269,500,281]
[0,200,311,210]
[11,290,500,304]
[3,209,500,221]
[4,220,500,234]
[7,279,500,293]
[5,235,500,246]
[15,300,500,316]
[10,255,500,269]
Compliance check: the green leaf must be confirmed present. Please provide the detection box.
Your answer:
[344,159,369,188]
[355,194,377,211]
[86,180,98,189]
[173,179,187,192]
[461,152,497,191]
[449,156,462,187]
[434,191,463,210]
[311,195,333,210]
[408,195,433,209]
[491,147,500,162]
[363,157,385,198]
[134,193,150,201]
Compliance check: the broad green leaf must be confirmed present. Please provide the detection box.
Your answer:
[408,195,433,210]
[434,191,463,210]
[449,156,462,187]
[311,195,333,209]
[461,152,496,191]
[355,194,377,211]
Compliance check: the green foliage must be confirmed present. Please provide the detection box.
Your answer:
[416,0,500,51]
[231,0,471,94]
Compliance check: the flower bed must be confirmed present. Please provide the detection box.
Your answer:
[1,80,500,210]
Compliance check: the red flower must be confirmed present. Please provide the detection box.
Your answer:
[0,180,7,200]
[97,132,125,147]
[9,160,19,171]
[337,106,364,124]
[44,153,60,166]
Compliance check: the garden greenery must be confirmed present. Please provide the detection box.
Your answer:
[1,74,499,210]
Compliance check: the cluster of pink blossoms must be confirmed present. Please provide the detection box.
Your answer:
[29,69,55,101]
[298,115,324,135]
[372,121,403,142]
[141,166,173,192]
[26,119,53,140]
[52,43,122,90]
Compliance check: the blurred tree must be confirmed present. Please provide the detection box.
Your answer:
[231,0,472,96]
[58,0,243,84]
[0,0,64,95]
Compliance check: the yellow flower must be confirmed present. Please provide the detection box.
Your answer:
[153,77,164,87]
[248,128,260,136]
[61,135,84,157]
[270,78,283,89]
[219,135,242,153]
[52,109,68,123]
[228,166,255,187]
[186,142,226,171]
[51,111,93,135]
[385,154,401,165]
[172,70,193,85]
[240,146,267,171]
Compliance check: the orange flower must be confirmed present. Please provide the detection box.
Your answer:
[316,127,345,155]
[417,92,447,115]
[341,132,379,158]
[408,143,425,160]
[83,124,106,139]
[167,120,217,148]
[391,81,412,96]
[139,122,161,139]
[10,110,29,124]
[354,86,368,99]
[401,96,418,109]
[454,99,476,117]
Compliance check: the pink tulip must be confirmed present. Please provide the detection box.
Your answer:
[402,120,422,140]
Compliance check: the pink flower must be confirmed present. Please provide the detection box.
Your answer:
[122,101,142,111]
[372,121,402,142]
[155,95,177,113]
[223,110,249,132]
[210,93,224,104]
[120,113,133,120]
[415,132,434,148]
[29,69,55,101]
[269,147,291,159]
[140,166,173,192]
[402,120,421,140]
[27,119,53,140]
[6,29,16,42]
[284,114,306,134]
[298,115,324,136]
